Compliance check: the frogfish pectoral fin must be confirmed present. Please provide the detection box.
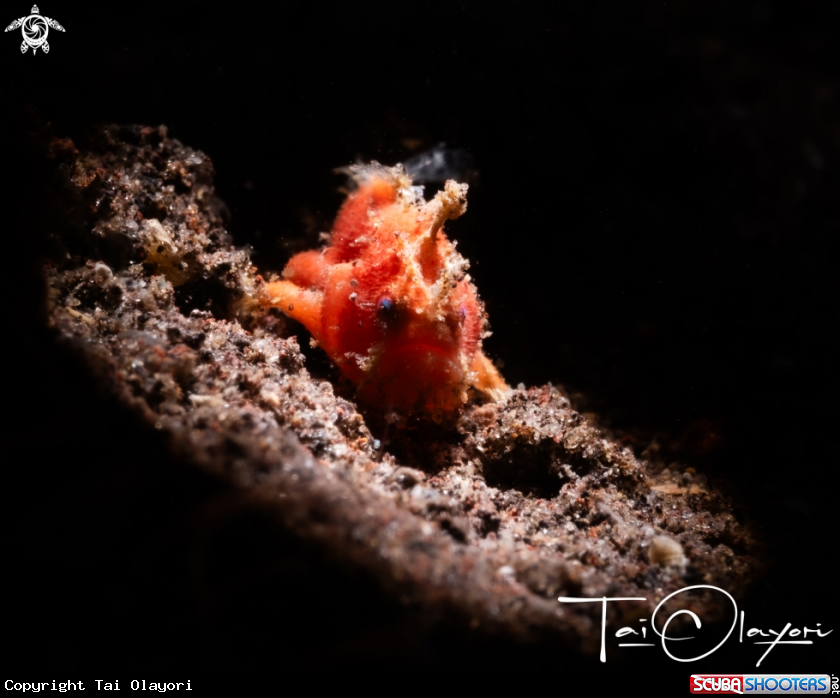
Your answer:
[264,280,323,337]
[470,350,510,402]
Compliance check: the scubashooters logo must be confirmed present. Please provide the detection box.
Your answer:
[4,5,65,54]
[689,674,831,694]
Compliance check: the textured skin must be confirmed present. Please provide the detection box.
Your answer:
[264,165,507,416]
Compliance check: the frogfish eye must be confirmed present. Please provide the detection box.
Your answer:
[378,297,393,313]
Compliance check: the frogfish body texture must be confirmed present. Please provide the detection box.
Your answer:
[264,164,508,416]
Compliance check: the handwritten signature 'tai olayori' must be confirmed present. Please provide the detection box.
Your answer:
[558,585,833,665]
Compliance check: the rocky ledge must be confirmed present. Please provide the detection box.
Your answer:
[43,124,760,657]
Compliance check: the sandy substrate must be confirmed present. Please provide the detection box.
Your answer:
[43,124,761,656]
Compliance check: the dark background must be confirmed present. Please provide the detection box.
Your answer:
[2,0,837,678]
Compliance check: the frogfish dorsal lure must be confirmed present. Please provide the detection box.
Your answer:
[263,163,508,416]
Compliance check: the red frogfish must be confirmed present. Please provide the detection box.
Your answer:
[263,164,508,416]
